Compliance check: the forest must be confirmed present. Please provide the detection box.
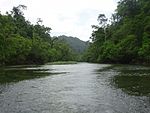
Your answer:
[0,5,78,65]
[84,0,150,64]
[0,0,150,65]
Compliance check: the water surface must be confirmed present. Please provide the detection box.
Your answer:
[0,63,150,113]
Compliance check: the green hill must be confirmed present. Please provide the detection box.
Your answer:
[56,35,89,54]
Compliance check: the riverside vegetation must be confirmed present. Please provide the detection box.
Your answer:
[83,0,150,64]
[0,5,79,65]
[0,0,150,66]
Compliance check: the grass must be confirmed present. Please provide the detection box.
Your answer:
[47,61,78,65]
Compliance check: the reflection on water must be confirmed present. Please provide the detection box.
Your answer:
[0,63,150,113]
[0,65,60,84]
[111,65,150,96]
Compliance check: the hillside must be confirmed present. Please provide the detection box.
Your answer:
[56,35,89,54]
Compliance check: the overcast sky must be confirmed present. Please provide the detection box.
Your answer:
[0,0,118,41]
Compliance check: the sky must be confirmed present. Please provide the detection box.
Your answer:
[0,0,118,41]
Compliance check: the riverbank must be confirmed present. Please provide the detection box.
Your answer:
[46,61,78,65]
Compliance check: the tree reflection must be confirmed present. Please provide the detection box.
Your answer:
[112,69,150,96]
[0,66,56,84]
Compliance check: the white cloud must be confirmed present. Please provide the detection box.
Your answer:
[0,0,117,41]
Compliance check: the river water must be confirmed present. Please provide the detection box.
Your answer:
[0,63,150,113]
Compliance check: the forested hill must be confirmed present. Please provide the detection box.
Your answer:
[56,35,89,54]
[84,0,150,64]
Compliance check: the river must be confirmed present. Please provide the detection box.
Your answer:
[0,63,150,113]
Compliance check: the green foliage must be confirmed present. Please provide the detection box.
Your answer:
[97,41,118,63]
[0,5,77,65]
[53,41,77,61]
[138,33,150,63]
[85,0,150,64]
[26,38,50,64]
[6,35,32,64]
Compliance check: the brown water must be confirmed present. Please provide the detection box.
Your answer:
[0,63,150,113]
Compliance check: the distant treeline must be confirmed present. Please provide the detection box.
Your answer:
[0,5,77,65]
[83,0,150,64]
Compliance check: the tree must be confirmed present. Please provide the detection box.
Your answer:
[85,0,150,64]
[97,14,108,42]
[0,5,78,65]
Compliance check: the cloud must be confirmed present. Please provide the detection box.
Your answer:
[0,0,117,41]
